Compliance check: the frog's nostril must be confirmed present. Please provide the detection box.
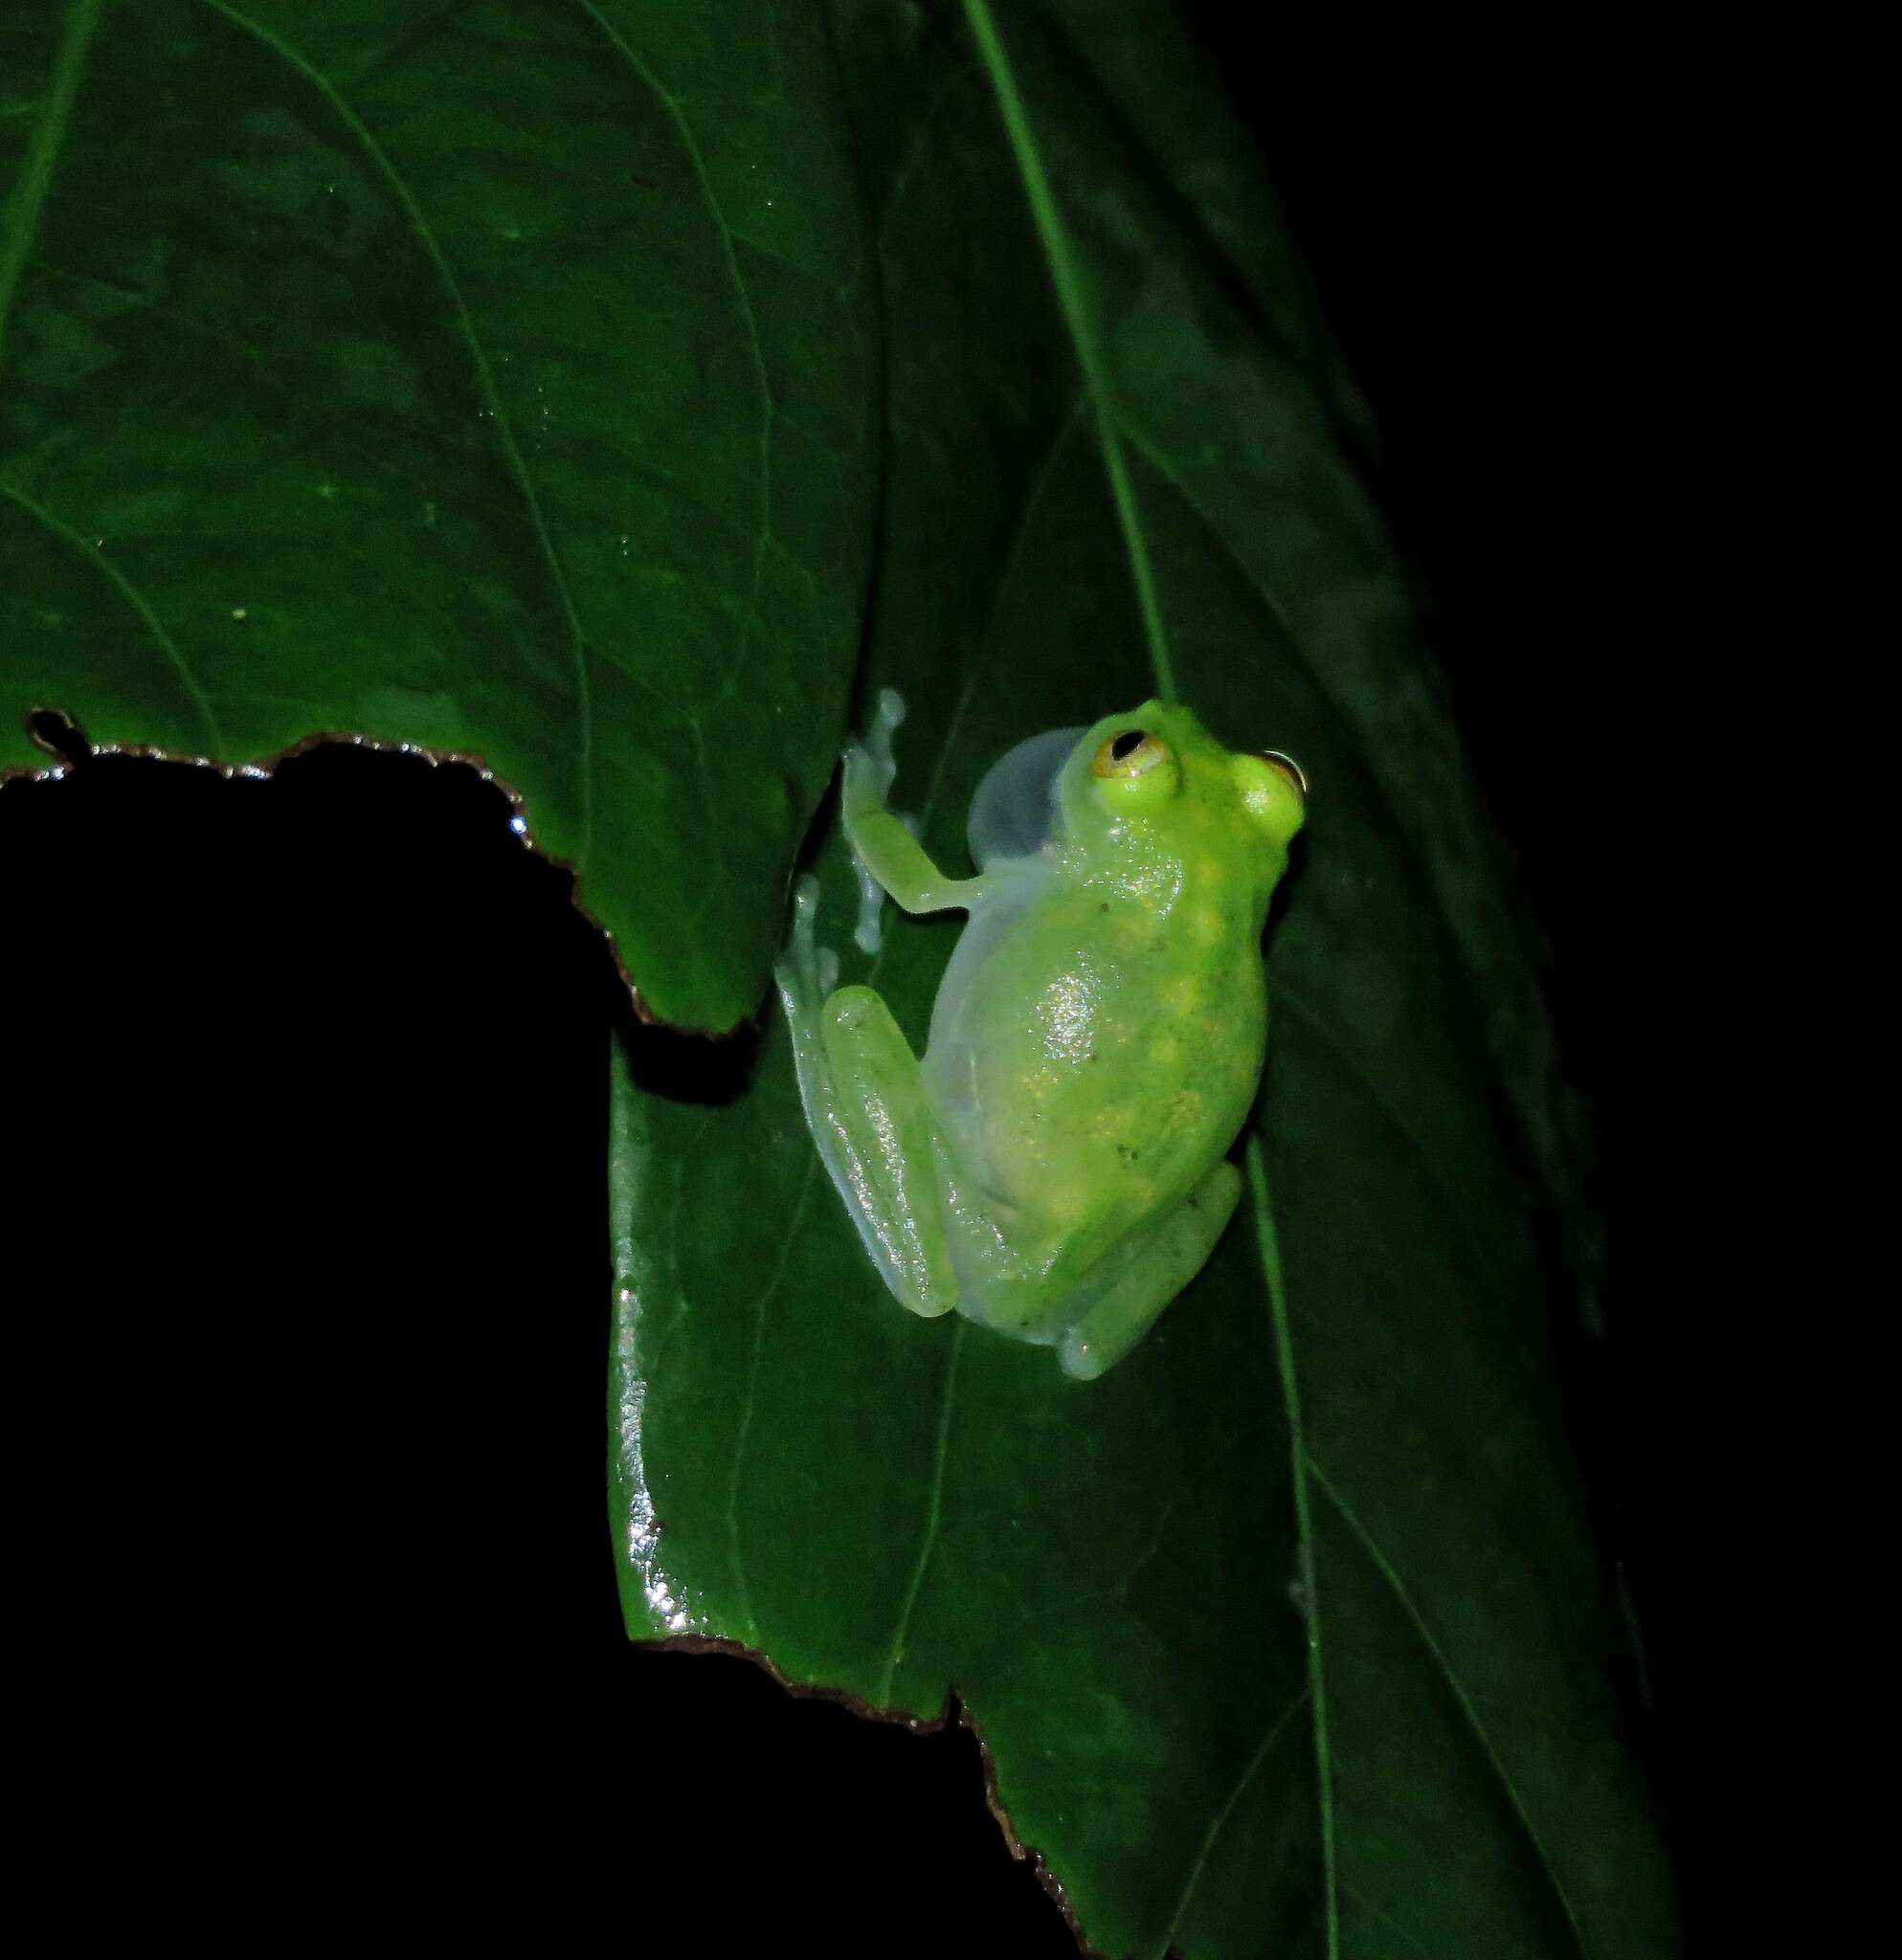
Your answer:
[1261,751,1308,801]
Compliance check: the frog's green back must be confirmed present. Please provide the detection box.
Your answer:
[923,702,1297,1279]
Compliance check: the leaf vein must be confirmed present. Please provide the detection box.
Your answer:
[875,58,980,244]
[723,1146,817,1642]
[571,0,777,723]
[0,0,102,371]
[1309,1457,1590,1958]
[878,1317,965,1704]
[0,479,225,752]
[198,0,596,867]
[1271,982,1499,1285]
[1340,1882,1437,1959]
[1248,1137,1340,1956]
[1155,1685,1309,1957]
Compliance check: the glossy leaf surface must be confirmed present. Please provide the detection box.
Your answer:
[612,4,1676,1957]
[0,0,876,1030]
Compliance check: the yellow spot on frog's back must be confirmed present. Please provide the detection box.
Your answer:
[1162,975,1200,1016]
[1151,1035,1181,1067]
[1196,855,1226,888]
[1189,906,1225,947]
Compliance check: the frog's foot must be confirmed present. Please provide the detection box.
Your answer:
[839,689,977,926]
[843,690,920,957]
[774,877,841,1195]
[842,685,906,812]
[1058,1160,1242,1380]
[852,848,888,959]
[775,874,840,1025]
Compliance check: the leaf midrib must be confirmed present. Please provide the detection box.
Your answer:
[959,0,1175,708]
[961,17,1600,1958]
[959,9,1324,1954]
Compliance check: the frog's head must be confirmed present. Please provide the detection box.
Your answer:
[1056,700,1307,894]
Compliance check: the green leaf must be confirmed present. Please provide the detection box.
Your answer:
[611,5,1676,1957]
[0,0,877,1031]
[7,3,1674,1951]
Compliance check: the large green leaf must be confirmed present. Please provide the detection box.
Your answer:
[6,2,1674,1951]
[610,5,1675,1957]
[0,0,877,1030]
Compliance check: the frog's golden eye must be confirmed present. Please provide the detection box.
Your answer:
[1259,750,1308,802]
[1092,728,1170,779]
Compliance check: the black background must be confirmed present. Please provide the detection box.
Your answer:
[6,22,1697,1955]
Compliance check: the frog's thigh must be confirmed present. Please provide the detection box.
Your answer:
[810,986,959,1320]
[775,881,951,1317]
[1059,1161,1242,1380]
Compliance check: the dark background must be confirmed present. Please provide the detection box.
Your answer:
[6,23,1694,1955]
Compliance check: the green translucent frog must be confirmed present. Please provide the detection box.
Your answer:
[775,691,1306,1379]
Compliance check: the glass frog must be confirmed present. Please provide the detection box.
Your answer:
[775,690,1307,1380]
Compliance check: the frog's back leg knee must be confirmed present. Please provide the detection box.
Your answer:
[1059,1160,1242,1379]
[808,985,959,1320]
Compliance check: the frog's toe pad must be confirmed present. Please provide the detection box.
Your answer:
[1059,1328,1111,1381]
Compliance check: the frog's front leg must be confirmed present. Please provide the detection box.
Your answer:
[774,878,959,1319]
[1059,1161,1242,1380]
[844,689,978,921]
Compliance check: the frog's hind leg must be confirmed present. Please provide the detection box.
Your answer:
[773,879,959,1319]
[1058,1160,1242,1380]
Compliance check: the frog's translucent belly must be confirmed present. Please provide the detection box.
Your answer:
[921,866,1264,1299]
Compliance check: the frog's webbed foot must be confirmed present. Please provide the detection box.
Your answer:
[842,684,905,815]
[839,688,977,928]
[1059,1160,1242,1379]
[776,874,839,1023]
[774,875,959,1322]
[844,688,917,955]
